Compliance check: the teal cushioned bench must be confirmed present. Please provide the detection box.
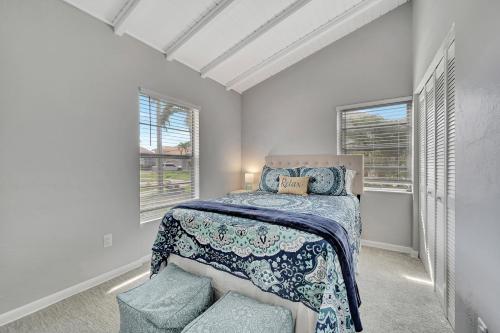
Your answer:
[181,291,294,333]
[117,263,213,333]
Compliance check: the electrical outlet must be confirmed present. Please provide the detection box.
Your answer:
[103,233,112,248]
[477,317,488,333]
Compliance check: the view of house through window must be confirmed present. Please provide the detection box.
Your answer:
[339,98,413,192]
[139,90,199,223]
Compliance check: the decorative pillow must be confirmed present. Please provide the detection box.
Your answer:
[299,166,347,195]
[345,169,357,194]
[278,176,310,195]
[258,166,300,193]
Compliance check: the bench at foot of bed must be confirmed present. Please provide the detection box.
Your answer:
[182,291,294,333]
[117,263,213,333]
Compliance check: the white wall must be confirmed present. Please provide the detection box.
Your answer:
[413,0,500,332]
[0,0,241,314]
[242,3,414,249]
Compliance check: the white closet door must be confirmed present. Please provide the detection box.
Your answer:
[446,40,456,329]
[417,92,429,274]
[425,76,436,283]
[434,58,447,305]
[416,32,455,327]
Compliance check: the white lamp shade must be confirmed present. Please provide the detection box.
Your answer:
[244,173,254,184]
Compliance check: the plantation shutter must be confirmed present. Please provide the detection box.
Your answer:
[446,40,456,329]
[139,91,200,223]
[339,100,412,191]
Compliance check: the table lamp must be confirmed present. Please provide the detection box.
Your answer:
[244,173,254,191]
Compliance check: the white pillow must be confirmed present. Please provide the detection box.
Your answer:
[345,169,357,194]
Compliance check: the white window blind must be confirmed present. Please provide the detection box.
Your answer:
[139,90,199,223]
[339,99,413,192]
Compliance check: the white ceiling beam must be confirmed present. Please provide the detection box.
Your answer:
[226,0,396,91]
[113,0,142,36]
[200,0,313,78]
[165,0,235,61]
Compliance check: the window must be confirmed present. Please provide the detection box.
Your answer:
[338,97,413,192]
[139,89,199,223]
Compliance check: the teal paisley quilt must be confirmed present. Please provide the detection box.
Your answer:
[151,192,362,333]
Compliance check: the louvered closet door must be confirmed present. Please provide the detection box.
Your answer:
[446,40,456,329]
[434,58,447,305]
[425,76,436,283]
[416,33,455,327]
[417,92,429,274]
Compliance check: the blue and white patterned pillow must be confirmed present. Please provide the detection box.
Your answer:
[258,166,300,193]
[299,166,347,195]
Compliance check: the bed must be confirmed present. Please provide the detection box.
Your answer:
[151,154,364,333]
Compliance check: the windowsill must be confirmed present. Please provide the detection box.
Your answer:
[139,197,200,225]
[364,188,413,195]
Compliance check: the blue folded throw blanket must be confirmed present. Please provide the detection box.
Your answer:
[175,200,363,332]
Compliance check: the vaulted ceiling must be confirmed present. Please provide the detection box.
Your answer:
[64,0,408,93]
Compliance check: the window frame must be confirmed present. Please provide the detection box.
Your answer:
[336,96,414,193]
[138,87,200,224]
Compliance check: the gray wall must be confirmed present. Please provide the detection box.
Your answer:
[242,4,414,249]
[413,0,500,332]
[0,0,241,314]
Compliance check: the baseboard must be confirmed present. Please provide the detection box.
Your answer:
[0,254,151,327]
[361,239,419,258]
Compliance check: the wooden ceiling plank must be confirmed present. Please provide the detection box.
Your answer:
[200,0,313,78]
[226,0,405,91]
[165,0,235,61]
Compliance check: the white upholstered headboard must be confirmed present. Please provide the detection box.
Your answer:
[264,154,364,195]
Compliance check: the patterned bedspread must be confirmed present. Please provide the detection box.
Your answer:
[151,192,362,333]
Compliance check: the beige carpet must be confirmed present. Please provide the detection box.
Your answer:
[0,247,452,333]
